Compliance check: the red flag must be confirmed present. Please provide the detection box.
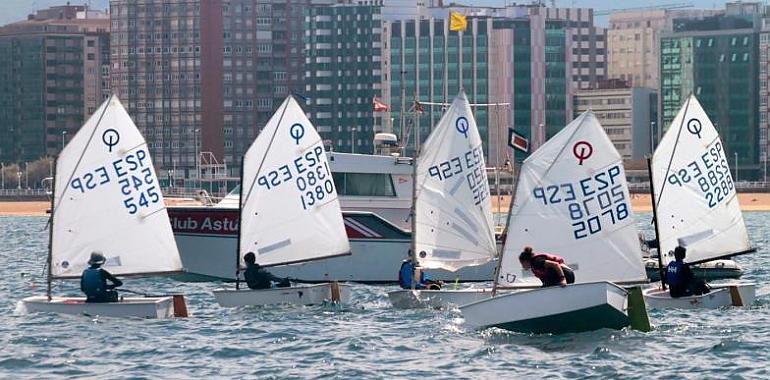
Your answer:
[508,128,529,153]
[373,97,389,112]
[414,100,424,113]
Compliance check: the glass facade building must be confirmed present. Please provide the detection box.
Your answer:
[660,14,760,178]
[384,15,571,164]
[386,17,490,158]
[304,4,383,155]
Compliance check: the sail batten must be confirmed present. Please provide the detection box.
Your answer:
[497,111,647,286]
[51,96,182,277]
[652,95,752,263]
[413,92,497,272]
[239,96,350,267]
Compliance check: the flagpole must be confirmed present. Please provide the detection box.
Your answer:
[414,94,420,153]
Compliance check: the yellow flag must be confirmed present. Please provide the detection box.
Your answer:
[449,11,467,32]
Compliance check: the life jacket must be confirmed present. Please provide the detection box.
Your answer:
[398,260,426,289]
[244,264,272,290]
[82,268,106,298]
[666,260,684,289]
[530,253,565,280]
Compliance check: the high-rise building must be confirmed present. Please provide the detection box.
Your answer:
[223,0,309,164]
[0,5,109,163]
[660,5,762,179]
[607,8,721,89]
[304,2,383,154]
[757,7,770,182]
[384,13,571,165]
[425,5,607,91]
[110,0,309,184]
[574,82,657,160]
[384,17,495,160]
[380,0,428,21]
[110,0,217,180]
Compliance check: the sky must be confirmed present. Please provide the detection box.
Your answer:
[0,0,740,27]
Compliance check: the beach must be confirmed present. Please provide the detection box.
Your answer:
[3,193,770,216]
[0,198,200,216]
[488,192,770,213]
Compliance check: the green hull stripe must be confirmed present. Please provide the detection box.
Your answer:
[493,303,629,334]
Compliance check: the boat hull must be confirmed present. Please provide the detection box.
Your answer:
[644,259,742,281]
[643,282,756,309]
[459,282,630,334]
[212,283,353,307]
[170,208,496,283]
[388,288,496,309]
[21,296,176,319]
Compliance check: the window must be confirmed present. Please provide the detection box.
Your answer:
[332,173,396,197]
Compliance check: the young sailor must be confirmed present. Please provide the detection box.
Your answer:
[665,246,710,298]
[80,251,123,302]
[398,257,442,290]
[243,252,291,290]
[518,246,575,287]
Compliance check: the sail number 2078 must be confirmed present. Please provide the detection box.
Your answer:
[532,164,631,240]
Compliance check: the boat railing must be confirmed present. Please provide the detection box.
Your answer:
[628,181,770,193]
[0,188,50,197]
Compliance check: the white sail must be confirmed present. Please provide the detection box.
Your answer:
[497,111,647,286]
[414,92,497,271]
[51,96,182,278]
[239,96,350,266]
[652,95,751,263]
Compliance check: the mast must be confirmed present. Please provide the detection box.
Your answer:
[46,158,57,301]
[647,156,666,290]
[235,161,245,290]
[409,135,419,290]
[491,163,520,297]
[235,96,290,289]
[649,96,690,290]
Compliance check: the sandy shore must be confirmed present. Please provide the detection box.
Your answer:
[0,198,200,217]
[3,193,770,217]
[489,193,770,213]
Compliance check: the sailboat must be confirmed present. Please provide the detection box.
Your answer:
[460,111,649,334]
[387,92,498,309]
[212,96,353,307]
[21,96,188,319]
[643,95,756,309]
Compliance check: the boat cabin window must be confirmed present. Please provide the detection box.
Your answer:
[228,173,396,198]
[333,172,396,197]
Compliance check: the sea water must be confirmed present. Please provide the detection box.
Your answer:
[0,213,768,379]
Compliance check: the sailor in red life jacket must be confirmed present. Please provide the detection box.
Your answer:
[518,246,576,287]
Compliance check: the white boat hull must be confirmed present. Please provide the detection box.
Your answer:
[388,288,497,309]
[172,220,496,283]
[643,282,756,309]
[459,282,630,334]
[212,283,353,307]
[21,296,177,319]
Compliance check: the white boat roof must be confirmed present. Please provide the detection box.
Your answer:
[216,152,414,207]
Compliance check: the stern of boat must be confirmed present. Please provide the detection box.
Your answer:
[21,296,176,319]
[213,283,353,307]
[459,282,630,334]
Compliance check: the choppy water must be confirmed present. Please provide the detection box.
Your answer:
[1,213,768,379]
